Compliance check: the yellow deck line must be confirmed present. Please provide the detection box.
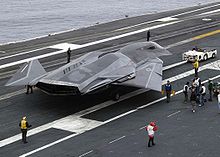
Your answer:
[192,29,220,40]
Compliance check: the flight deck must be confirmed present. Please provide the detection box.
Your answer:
[0,2,220,157]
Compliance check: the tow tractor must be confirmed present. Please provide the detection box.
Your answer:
[182,47,217,62]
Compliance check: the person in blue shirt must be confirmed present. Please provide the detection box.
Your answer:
[165,80,172,103]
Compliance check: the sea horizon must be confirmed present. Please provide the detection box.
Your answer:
[0,0,219,45]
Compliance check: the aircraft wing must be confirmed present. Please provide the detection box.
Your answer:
[116,41,171,91]
[5,60,47,86]
[120,58,163,91]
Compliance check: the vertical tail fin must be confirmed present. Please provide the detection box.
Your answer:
[5,60,47,86]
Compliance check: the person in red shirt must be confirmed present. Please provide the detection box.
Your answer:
[146,122,158,147]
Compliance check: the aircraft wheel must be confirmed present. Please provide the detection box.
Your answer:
[212,53,216,58]
[203,55,208,61]
[112,93,120,101]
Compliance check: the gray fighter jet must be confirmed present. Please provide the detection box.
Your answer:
[6,41,171,99]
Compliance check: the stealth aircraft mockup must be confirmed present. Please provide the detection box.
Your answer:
[6,41,171,98]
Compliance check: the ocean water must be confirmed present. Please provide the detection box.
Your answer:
[0,0,219,44]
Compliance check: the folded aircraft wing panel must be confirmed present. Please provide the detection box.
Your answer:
[6,60,47,86]
[145,62,162,91]
[121,58,163,91]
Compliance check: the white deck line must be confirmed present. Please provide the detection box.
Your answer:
[163,60,187,71]
[171,3,220,17]
[0,47,47,61]
[199,8,220,15]
[19,134,76,157]
[165,38,194,49]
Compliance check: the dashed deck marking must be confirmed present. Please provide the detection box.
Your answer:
[78,150,94,157]
[109,136,126,144]
[167,111,181,118]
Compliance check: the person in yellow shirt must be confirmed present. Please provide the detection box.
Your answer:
[19,116,32,143]
[193,59,199,77]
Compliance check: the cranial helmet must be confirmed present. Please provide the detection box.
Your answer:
[150,122,156,126]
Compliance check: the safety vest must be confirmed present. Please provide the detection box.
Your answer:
[193,61,199,68]
[21,120,27,129]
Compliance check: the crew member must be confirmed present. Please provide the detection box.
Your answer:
[190,87,197,113]
[67,47,71,63]
[19,117,32,143]
[192,46,199,51]
[26,85,33,94]
[183,82,189,103]
[147,30,151,41]
[217,93,220,113]
[165,80,172,103]
[199,84,206,106]
[146,122,158,147]
[193,59,199,77]
[194,76,201,97]
[208,79,213,101]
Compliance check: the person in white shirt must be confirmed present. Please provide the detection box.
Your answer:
[199,84,206,106]
[194,77,201,96]
[217,93,220,113]
[183,82,189,103]
[146,122,158,147]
